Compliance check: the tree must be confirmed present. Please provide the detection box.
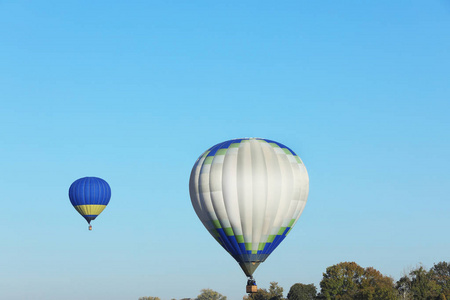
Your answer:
[244,289,271,300]
[196,288,227,300]
[287,283,317,300]
[395,264,447,300]
[138,297,161,300]
[409,266,441,300]
[244,282,284,300]
[430,262,450,298]
[318,262,396,300]
[319,262,364,299]
[358,267,397,300]
[268,282,284,300]
[396,275,413,300]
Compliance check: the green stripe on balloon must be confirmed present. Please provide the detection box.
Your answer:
[236,235,244,243]
[212,220,222,229]
[277,227,287,235]
[269,142,280,148]
[204,156,213,164]
[224,227,234,236]
[283,148,293,155]
[245,243,252,251]
[216,149,227,155]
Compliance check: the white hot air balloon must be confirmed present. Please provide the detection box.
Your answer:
[189,138,309,293]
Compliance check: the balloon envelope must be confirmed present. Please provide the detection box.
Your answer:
[189,138,309,277]
[69,177,111,224]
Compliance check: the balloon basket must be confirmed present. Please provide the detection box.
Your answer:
[89,225,92,231]
[246,285,257,293]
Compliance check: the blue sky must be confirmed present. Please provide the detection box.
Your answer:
[1,1,449,299]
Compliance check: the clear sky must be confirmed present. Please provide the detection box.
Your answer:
[1,1,449,299]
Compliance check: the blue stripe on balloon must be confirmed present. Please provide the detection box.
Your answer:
[238,243,247,254]
[206,138,246,157]
[206,143,222,157]
[218,140,234,150]
[268,235,287,254]
[261,243,272,254]
[263,138,298,156]
[216,228,239,256]
[227,235,243,256]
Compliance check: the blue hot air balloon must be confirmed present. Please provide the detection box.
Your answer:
[69,177,111,230]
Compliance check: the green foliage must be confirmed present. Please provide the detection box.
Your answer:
[287,283,317,300]
[245,289,271,300]
[269,282,284,300]
[410,266,441,299]
[244,282,284,300]
[358,267,397,300]
[319,262,364,299]
[395,262,450,300]
[138,297,160,300]
[195,288,227,300]
[430,262,450,298]
[318,261,396,300]
[396,275,413,299]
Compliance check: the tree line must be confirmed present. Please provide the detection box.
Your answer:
[139,261,450,300]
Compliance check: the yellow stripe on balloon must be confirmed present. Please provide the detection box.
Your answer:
[74,205,107,216]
